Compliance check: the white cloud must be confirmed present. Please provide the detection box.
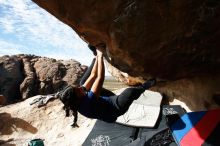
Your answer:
[0,19,14,33]
[0,40,23,55]
[0,0,91,60]
[0,1,111,75]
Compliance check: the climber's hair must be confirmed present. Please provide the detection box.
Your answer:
[59,85,79,127]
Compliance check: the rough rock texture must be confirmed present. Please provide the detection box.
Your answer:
[0,96,96,146]
[0,95,6,105]
[153,75,220,111]
[105,61,144,86]
[0,54,87,103]
[33,0,220,111]
[0,55,24,102]
[33,0,220,79]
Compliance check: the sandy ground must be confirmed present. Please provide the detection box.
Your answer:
[0,96,96,146]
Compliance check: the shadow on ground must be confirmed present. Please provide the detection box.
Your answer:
[0,112,38,135]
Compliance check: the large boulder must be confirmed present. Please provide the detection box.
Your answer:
[0,55,24,103]
[0,54,87,103]
[33,0,220,79]
[33,0,220,110]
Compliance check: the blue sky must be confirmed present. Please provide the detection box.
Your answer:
[0,0,95,66]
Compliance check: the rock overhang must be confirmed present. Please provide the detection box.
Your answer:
[33,0,220,80]
[32,0,220,110]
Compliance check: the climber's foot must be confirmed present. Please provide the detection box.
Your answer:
[142,78,156,89]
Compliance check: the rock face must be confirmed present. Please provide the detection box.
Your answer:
[0,54,87,103]
[153,75,220,111]
[0,56,24,102]
[33,0,220,111]
[105,61,144,86]
[0,95,6,105]
[33,0,220,79]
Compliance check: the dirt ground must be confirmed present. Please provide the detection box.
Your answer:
[0,96,96,146]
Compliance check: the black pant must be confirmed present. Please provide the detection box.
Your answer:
[79,58,145,115]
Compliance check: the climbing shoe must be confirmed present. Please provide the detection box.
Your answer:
[142,78,156,89]
[88,44,97,56]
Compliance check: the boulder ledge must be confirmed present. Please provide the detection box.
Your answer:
[33,0,220,110]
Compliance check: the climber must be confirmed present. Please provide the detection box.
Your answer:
[59,44,156,127]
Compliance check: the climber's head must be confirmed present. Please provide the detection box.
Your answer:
[60,86,85,113]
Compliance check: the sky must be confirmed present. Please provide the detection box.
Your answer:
[0,0,96,67]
